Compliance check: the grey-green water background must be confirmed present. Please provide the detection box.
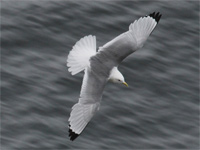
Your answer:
[1,0,199,149]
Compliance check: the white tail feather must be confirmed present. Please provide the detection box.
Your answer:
[67,35,96,75]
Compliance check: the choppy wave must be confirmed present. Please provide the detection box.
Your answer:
[1,1,199,149]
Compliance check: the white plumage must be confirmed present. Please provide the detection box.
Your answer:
[129,16,157,48]
[67,35,96,75]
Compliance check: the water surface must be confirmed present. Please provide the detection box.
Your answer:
[1,1,199,149]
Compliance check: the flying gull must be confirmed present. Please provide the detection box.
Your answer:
[66,12,162,141]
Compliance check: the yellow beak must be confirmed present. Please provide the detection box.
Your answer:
[123,82,128,87]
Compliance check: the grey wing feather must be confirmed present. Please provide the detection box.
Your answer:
[96,12,162,67]
[79,67,107,104]
[68,67,107,139]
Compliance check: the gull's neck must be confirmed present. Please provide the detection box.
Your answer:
[108,67,119,81]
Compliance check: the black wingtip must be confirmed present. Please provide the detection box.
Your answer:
[149,12,162,23]
[69,125,79,141]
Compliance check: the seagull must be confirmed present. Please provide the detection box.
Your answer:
[66,12,162,141]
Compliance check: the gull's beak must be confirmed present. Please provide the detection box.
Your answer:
[123,82,128,87]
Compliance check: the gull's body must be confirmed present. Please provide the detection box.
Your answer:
[67,12,162,141]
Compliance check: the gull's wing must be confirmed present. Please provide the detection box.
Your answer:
[68,67,108,141]
[97,12,162,65]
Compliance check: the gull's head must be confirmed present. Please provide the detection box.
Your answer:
[108,67,128,87]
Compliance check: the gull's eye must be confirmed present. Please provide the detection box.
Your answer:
[118,80,120,81]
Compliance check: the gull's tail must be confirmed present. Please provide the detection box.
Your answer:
[129,12,162,49]
[67,35,96,75]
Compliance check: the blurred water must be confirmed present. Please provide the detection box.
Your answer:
[1,1,199,149]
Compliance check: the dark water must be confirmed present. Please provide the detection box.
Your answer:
[1,1,199,149]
